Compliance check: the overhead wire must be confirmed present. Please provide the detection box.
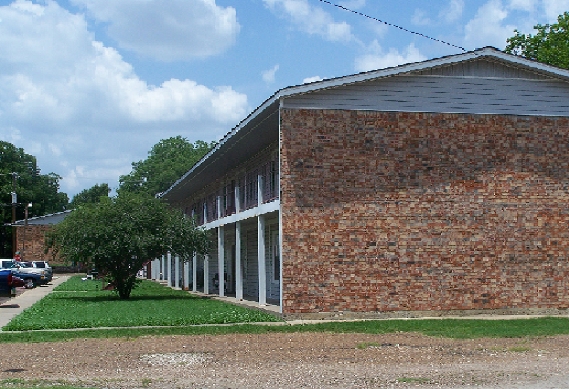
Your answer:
[317,0,467,52]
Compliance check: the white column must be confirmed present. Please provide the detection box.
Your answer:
[258,215,266,306]
[217,195,221,219]
[235,183,240,213]
[183,259,190,290]
[160,255,165,280]
[218,226,225,297]
[235,221,243,301]
[257,171,267,306]
[174,255,180,289]
[258,171,264,207]
[192,254,197,292]
[166,252,172,287]
[204,255,210,295]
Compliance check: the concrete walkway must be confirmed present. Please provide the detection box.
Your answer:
[0,275,70,330]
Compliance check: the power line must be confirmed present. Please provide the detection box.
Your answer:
[317,0,466,52]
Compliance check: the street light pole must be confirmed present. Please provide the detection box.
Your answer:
[21,203,32,261]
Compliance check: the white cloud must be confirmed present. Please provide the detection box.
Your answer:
[440,0,464,23]
[508,0,537,12]
[463,0,517,50]
[303,76,323,84]
[0,1,249,195]
[263,0,355,42]
[70,0,240,61]
[339,0,366,9]
[412,9,431,26]
[262,65,280,84]
[365,17,389,37]
[540,0,569,21]
[354,43,427,72]
[500,0,568,41]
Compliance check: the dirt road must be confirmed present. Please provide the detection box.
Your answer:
[1,331,569,388]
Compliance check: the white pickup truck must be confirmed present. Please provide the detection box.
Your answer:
[0,259,48,288]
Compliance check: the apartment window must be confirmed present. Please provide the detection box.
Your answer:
[262,161,278,203]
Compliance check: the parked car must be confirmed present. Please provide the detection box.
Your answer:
[0,259,15,269]
[1,260,47,288]
[22,261,53,282]
[11,275,25,288]
[0,269,24,297]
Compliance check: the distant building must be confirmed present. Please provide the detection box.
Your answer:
[13,210,72,262]
[160,47,569,319]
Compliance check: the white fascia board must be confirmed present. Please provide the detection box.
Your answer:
[278,47,569,98]
[277,49,485,98]
[486,49,569,81]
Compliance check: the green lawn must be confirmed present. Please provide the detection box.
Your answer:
[2,275,280,331]
[2,275,569,344]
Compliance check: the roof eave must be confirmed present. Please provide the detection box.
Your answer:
[160,47,569,202]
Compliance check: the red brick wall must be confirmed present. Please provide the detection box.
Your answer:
[280,109,569,315]
[15,225,56,261]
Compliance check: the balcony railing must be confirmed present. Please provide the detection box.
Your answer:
[191,160,279,226]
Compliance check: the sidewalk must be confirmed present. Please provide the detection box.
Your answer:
[0,275,70,330]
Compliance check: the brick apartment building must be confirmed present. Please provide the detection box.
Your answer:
[13,210,72,262]
[159,47,569,318]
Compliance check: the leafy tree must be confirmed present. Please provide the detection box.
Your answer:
[50,192,210,299]
[505,11,569,69]
[0,141,68,257]
[119,137,214,197]
[70,183,110,208]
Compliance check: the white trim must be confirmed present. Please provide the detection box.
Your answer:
[218,226,225,297]
[278,105,283,314]
[258,214,267,306]
[204,255,210,295]
[174,255,180,289]
[235,221,243,301]
[166,252,172,287]
[183,260,189,290]
[202,200,280,230]
[192,254,197,292]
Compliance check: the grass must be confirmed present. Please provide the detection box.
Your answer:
[2,275,280,331]
[3,276,569,344]
[508,346,532,352]
[356,341,382,349]
[2,315,569,344]
[0,378,98,389]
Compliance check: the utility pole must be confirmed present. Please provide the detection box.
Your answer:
[11,172,17,258]
[1,171,19,258]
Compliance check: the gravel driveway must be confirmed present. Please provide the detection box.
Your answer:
[1,331,569,388]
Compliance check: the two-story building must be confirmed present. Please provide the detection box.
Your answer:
[159,47,569,319]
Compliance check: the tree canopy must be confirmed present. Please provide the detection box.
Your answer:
[50,192,210,299]
[70,183,110,208]
[505,11,569,69]
[119,137,214,197]
[0,141,69,257]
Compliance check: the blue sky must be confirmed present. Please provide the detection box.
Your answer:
[1,0,568,198]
